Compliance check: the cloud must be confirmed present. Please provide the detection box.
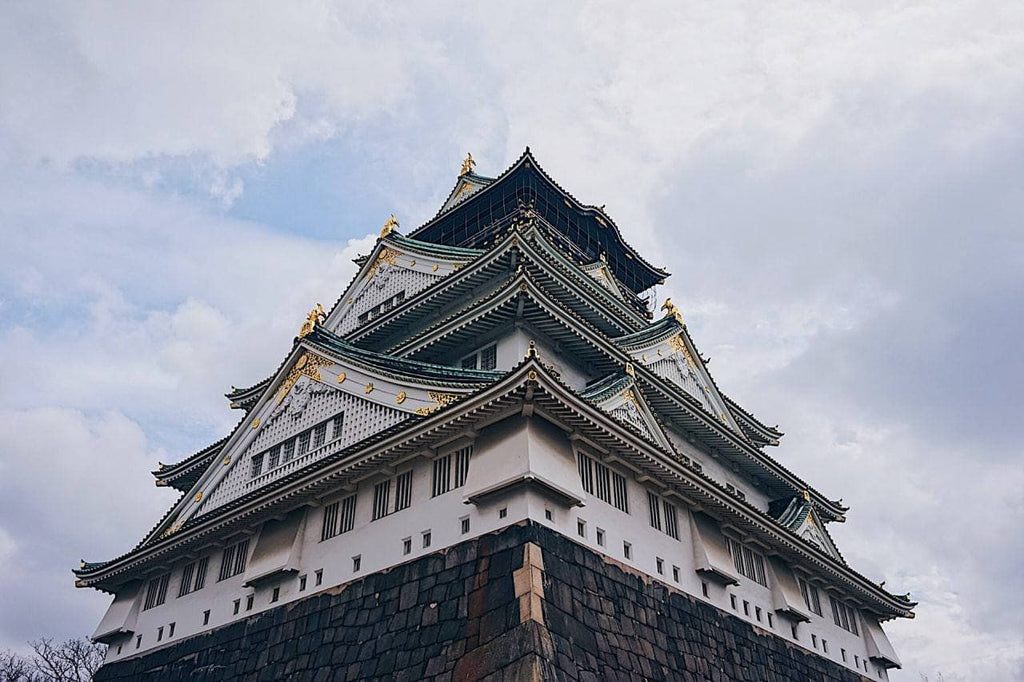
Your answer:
[0,2,1022,679]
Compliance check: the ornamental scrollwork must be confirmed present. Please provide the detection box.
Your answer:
[413,391,461,416]
[277,352,334,405]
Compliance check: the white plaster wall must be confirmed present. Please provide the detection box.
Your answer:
[102,418,891,680]
[665,427,771,513]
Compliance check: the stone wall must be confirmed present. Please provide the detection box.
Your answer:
[94,522,872,681]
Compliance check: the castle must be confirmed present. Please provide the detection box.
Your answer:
[77,150,913,681]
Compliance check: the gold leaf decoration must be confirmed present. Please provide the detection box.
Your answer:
[366,247,398,281]
[413,391,460,416]
[277,352,334,404]
[396,391,407,404]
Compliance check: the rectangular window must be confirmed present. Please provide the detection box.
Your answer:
[830,596,859,634]
[498,507,507,519]
[623,541,632,560]
[315,569,323,586]
[656,557,664,575]
[454,446,471,488]
[332,413,345,441]
[178,562,195,598]
[250,453,264,478]
[372,480,391,521]
[578,452,628,512]
[799,577,823,616]
[727,538,768,587]
[460,516,470,534]
[663,500,679,540]
[271,587,280,603]
[281,438,296,463]
[218,539,249,581]
[321,501,339,541]
[143,574,169,610]
[299,575,307,591]
[480,344,497,370]
[296,431,311,456]
[596,528,605,546]
[157,626,163,642]
[177,557,207,597]
[647,491,662,531]
[267,444,281,470]
[233,599,240,615]
[352,556,361,572]
[577,519,586,538]
[432,454,451,497]
[203,610,210,625]
[394,470,413,512]
[245,594,254,611]
[402,538,412,555]
[312,422,327,449]
[422,531,431,548]
[461,355,477,369]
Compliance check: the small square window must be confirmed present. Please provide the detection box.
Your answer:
[157,626,164,642]
[460,517,470,534]
[402,538,412,555]
[232,599,240,615]
[755,606,762,622]
[656,557,664,575]
[117,644,122,655]
[767,613,774,628]
[315,569,323,586]
[623,541,632,560]
[245,594,254,611]
[855,655,860,667]
[299,575,307,591]
[544,508,553,521]
[743,600,750,616]
[136,635,142,650]
[169,622,175,637]
[577,519,586,537]
[841,649,847,662]
[422,531,432,548]
[271,587,280,603]
[700,580,707,596]
[822,640,828,654]
[812,634,818,649]
[203,610,211,625]
[596,528,605,546]
[352,556,361,572]
[730,594,737,610]
[499,507,507,519]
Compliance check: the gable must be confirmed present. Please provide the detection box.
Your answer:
[438,174,492,214]
[156,341,496,538]
[581,374,672,451]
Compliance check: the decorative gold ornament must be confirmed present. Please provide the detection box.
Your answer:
[525,340,539,359]
[251,418,261,429]
[622,389,639,406]
[409,259,416,267]
[277,351,333,404]
[223,456,231,466]
[413,391,460,416]
[298,303,326,338]
[459,152,476,176]
[337,371,346,383]
[380,214,399,238]
[660,298,684,324]
[396,391,407,404]
[366,247,398,280]
[348,297,355,304]
[80,559,86,569]
[194,491,203,503]
[432,263,439,272]
[625,362,635,377]
[365,382,374,394]
[666,335,696,368]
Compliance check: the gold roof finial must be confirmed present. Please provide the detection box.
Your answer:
[660,298,683,323]
[802,489,812,502]
[460,152,476,176]
[298,303,326,338]
[380,214,399,238]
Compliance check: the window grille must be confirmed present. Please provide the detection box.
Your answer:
[454,447,471,488]
[799,577,823,616]
[663,500,679,540]
[480,344,497,370]
[332,413,344,441]
[578,452,628,513]
[432,454,451,497]
[461,355,477,369]
[394,470,413,512]
[267,444,281,470]
[143,574,169,610]
[830,596,859,634]
[321,501,339,541]
[296,431,310,456]
[177,558,207,597]
[282,438,296,463]
[312,422,327,449]
[194,557,208,591]
[178,562,194,598]
[218,539,249,581]
[250,453,264,478]
[728,537,768,587]
[647,491,662,531]
[372,480,391,520]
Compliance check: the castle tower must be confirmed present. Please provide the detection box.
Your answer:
[77,150,914,681]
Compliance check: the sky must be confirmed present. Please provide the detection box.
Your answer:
[0,2,1021,679]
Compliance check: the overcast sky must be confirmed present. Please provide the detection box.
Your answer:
[0,2,1021,680]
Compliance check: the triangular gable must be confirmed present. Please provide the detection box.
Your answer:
[770,495,843,562]
[580,259,626,300]
[151,335,500,541]
[615,316,742,434]
[438,173,493,214]
[324,232,482,337]
[581,374,673,451]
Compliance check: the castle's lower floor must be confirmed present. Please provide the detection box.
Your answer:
[93,522,878,681]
